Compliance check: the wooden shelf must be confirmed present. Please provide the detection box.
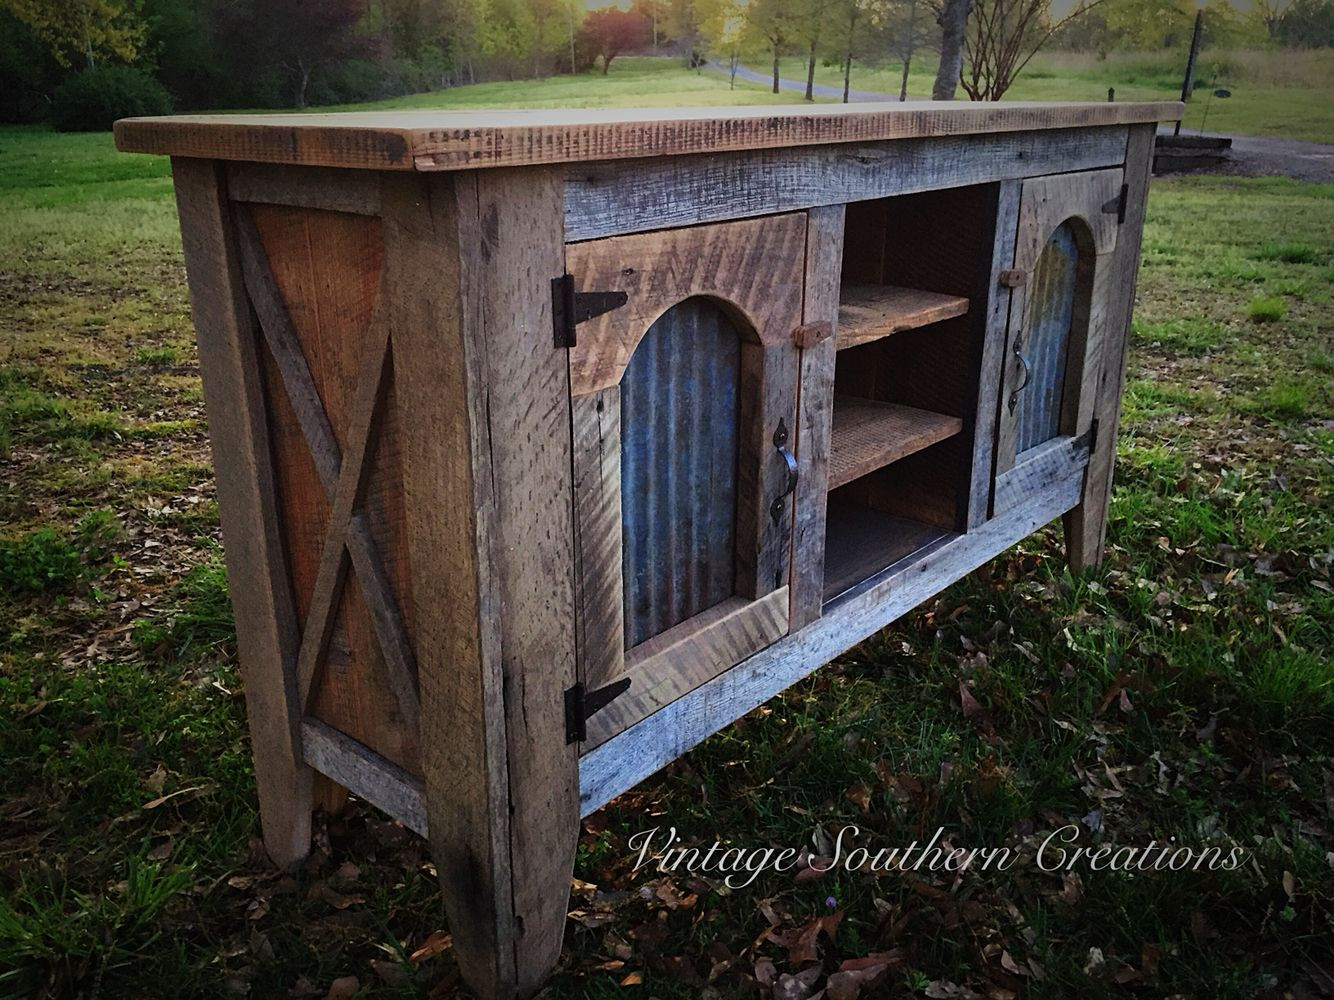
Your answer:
[822,502,955,602]
[827,396,963,491]
[837,284,970,351]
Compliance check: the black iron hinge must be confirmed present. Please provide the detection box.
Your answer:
[1102,184,1129,224]
[551,273,627,348]
[564,678,632,744]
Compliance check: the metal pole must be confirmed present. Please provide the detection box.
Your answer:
[1175,10,1204,136]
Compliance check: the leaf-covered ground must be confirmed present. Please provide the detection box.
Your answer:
[1,110,1332,1000]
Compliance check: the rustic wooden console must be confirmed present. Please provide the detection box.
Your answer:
[116,100,1180,998]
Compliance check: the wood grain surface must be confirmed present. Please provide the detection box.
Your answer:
[836,284,970,350]
[828,397,964,490]
[117,101,1182,172]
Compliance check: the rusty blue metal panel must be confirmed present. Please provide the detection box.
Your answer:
[621,297,741,649]
[1016,221,1080,453]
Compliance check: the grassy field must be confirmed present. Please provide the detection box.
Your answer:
[2,59,1333,999]
[775,48,1334,143]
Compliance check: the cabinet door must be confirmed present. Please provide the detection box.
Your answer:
[992,168,1124,517]
[565,214,806,747]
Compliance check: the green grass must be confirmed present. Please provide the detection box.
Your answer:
[1248,295,1288,322]
[2,59,1333,999]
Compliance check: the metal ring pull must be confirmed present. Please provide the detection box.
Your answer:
[1008,341,1033,414]
[770,418,799,523]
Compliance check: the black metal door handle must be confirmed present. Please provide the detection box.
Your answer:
[1008,339,1033,414]
[771,418,798,523]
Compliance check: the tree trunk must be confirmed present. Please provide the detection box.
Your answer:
[843,10,856,104]
[772,45,781,94]
[730,51,739,89]
[804,39,817,101]
[295,57,310,109]
[932,0,971,101]
[900,0,918,101]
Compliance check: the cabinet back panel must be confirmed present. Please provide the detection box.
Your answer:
[621,298,742,648]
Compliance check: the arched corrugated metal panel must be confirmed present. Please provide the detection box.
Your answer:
[1016,221,1080,453]
[621,297,742,648]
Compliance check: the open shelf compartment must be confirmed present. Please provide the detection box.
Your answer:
[828,396,963,491]
[819,183,1001,606]
[822,501,956,602]
[837,284,970,351]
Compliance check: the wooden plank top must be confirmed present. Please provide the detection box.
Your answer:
[115,101,1183,172]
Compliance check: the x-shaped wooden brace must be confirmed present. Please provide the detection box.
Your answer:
[233,206,421,741]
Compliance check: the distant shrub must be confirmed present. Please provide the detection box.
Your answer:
[1256,242,1320,264]
[0,528,84,594]
[0,511,122,596]
[50,66,171,132]
[1247,296,1287,323]
[1240,379,1312,421]
[307,57,384,106]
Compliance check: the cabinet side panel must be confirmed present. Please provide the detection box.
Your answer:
[247,204,419,774]
[170,158,314,866]
[1065,124,1157,570]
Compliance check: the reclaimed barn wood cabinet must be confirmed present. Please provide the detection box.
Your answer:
[116,100,1179,999]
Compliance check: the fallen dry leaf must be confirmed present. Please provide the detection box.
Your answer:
[410,930,453,963]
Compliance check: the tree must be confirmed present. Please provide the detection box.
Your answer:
[0,7,64,120]
[663,0,714,62]
[1251,0,1295,38]
[960,0,1104,100]
[1104,0,1193,49]
[1199,0,1262,47]
[1275,0,1334,46]
[931,0,971,99]
[794,0,832,100]
[700,0,747,87]
[143,0,237,110]
[870,0,931,99]
[833,0,864,102]
[441,0,486,84]
[263,0,370,107]
[748,0,797,93]
[2,0,145,69]
[633,0,670,47]
[579,9,649,74]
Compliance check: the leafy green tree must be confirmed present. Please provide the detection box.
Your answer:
[579,8,650,73]
[747,0,799,92]
[1104,0,1194,48]
[0,7,63,120]
[1275,0,1334,45]
[792,0,834,100]
[633,0,671,46]
[1,0,145,69]
[140,0,221,109]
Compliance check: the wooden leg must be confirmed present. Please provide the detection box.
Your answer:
[383,168,579,999]
[1065,124,1157,573]
[172,158,313,867]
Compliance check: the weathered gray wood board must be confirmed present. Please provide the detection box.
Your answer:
[564,127,1131,240]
